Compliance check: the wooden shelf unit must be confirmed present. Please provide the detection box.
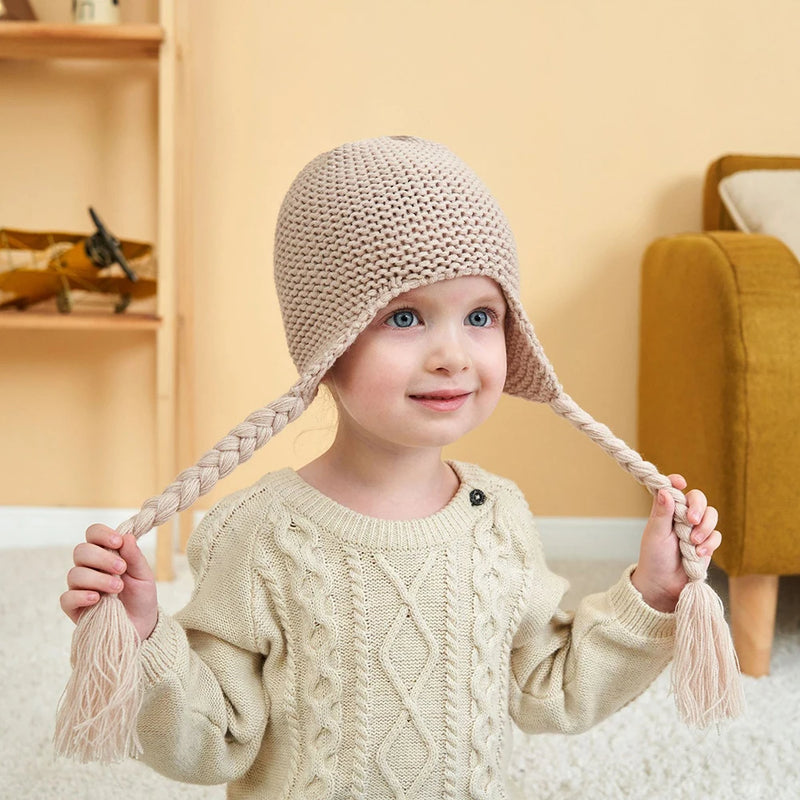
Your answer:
[0,22,163,60]
[0,7,183,580]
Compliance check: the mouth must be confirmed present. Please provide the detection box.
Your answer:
[409,390,472,411]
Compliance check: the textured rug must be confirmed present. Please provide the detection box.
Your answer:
[1,546,797,800]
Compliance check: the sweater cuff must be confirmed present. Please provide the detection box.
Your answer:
[138,606,182,686]
[608,565,676,640]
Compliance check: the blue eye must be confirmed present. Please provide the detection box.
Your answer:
[467,309,492,327]
[386,309,419,328]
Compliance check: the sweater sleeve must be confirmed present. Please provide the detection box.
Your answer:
[504,484,676,735]
[134,491,278,785]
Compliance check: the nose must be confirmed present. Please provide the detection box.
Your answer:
[425,323,471,374]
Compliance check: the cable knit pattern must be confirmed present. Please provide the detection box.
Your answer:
[443,546,460,800]
[470,505,512,800]
[345,546,370,799]
[253,510,302,796]
[375,552,440,797]
[135,461,675,799]
[275,515,341,799]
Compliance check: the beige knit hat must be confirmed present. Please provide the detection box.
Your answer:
[272,135,560,405]
[55,135,743,765]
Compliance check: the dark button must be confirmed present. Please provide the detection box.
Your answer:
[469,489,486,506]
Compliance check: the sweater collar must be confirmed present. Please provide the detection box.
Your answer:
[267,461,489,551]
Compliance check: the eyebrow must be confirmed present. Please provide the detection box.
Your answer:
[472,293,507,306]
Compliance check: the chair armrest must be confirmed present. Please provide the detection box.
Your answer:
[638,231,800,576]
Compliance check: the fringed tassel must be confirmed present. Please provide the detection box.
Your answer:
[672,579,746,727]
[54,593,143,763]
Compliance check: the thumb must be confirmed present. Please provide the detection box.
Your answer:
[650,488,676,537]
[118,533,154,581]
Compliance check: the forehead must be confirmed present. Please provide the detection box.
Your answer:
[386,275,506,307]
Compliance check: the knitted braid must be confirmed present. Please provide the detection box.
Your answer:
[119,387,309,539]
[549,393,702,577]
[54,381,314,763]
[549,392,745,726]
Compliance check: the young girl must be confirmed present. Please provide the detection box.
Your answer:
[61,136,723,798]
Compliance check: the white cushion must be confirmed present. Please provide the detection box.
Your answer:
[718,169,800,261]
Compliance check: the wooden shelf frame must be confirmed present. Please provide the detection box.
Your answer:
[1,4,186,580]
[0,22,163,60]
[0,310,161,331]
[154,0,180,579]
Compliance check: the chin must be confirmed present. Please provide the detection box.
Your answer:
[404,421,486,449]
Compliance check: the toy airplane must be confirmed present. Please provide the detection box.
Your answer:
[0,208,156,314]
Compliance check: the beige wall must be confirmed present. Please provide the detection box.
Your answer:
[2,0,799,526]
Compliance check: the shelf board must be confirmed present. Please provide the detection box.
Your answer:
[0,309,161,331]
[0,22,163,60]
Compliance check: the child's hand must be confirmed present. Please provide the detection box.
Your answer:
[60,524,159,641]
[630,474,722,613]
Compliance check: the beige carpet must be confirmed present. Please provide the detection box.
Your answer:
[2,547,798,800]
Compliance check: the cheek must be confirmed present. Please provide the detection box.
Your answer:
[329,342,403,405]
[481,336,508,391]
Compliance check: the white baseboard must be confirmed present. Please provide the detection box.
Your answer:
[0,507,206,558]
[535,517,643,562]
[0,506,644,562]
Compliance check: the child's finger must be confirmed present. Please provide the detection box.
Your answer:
[67,565,124,596]
[691,506,719,544]
[697,530,722,558]
[667,473,688,491]
[661,475,688,513]
[655,488,674,514]
[73,542,127,575]
[649,488,676,537]
[85,523,123,551]
[60,588,101,622]
[684,488,707,525]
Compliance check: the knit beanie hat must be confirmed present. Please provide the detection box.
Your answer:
[55,135,743,764]
[272,135,560,406]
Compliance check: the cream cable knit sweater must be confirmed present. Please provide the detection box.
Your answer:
[135,462,675,799]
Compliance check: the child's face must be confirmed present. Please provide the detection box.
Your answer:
[326,276,507,454]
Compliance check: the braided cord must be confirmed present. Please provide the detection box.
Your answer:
[117,381,312,541]
[549,392,706,583]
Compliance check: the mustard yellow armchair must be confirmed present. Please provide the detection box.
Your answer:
[638,154,800,677]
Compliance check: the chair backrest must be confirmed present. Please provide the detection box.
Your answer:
[703,154,800,231]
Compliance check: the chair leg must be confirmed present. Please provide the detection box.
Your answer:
[728,574,779,677]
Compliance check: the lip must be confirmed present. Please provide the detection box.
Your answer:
[409,390,472,412]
